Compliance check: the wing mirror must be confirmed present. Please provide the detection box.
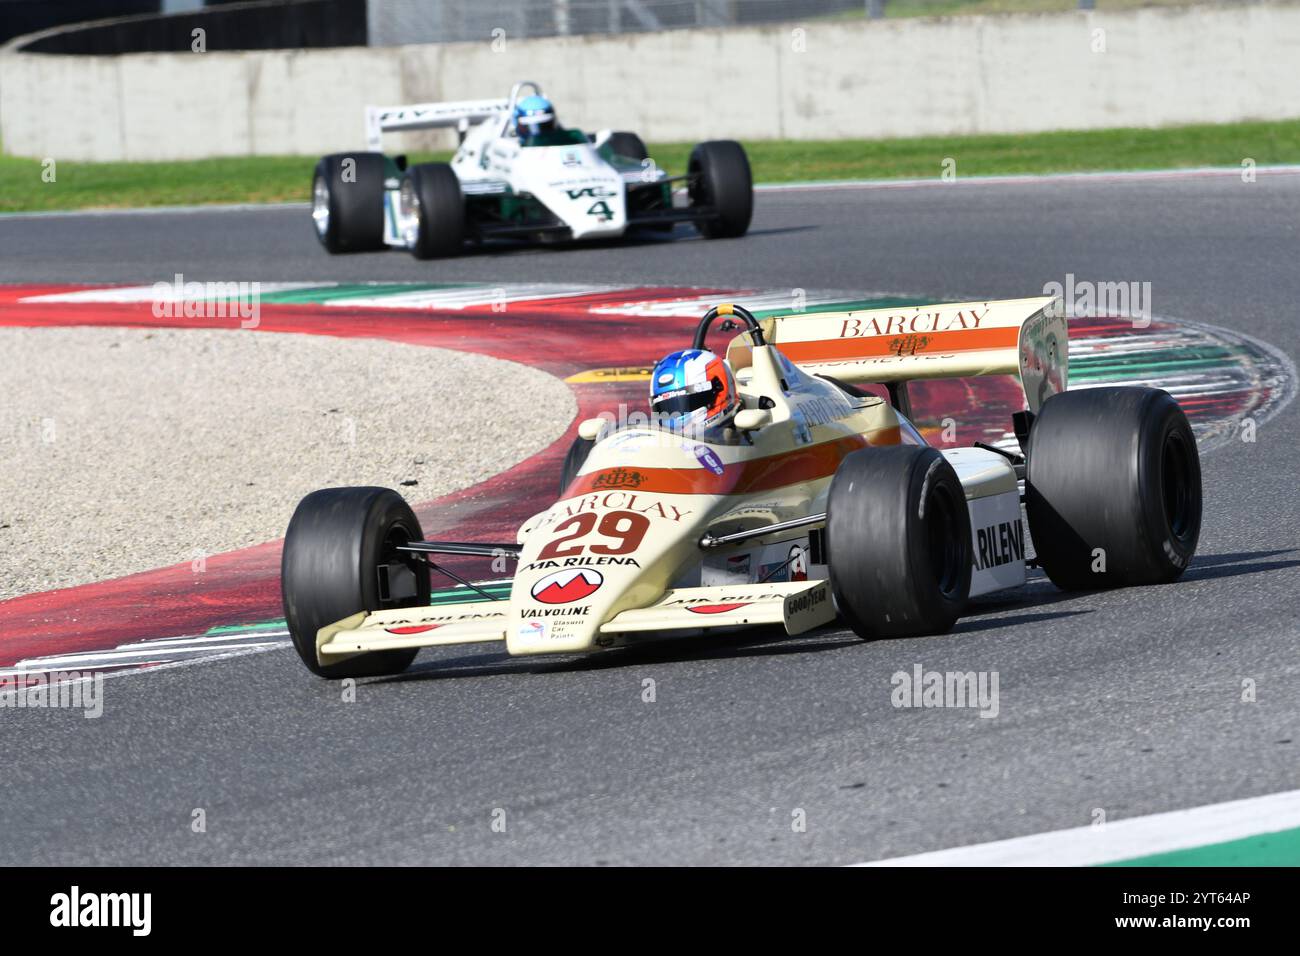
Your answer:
[577,417,607,441]
[734,408,772,431]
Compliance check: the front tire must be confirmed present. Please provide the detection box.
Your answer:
[401,162,465,259]
[688,140,753,239]
[827,446,972,639]
[281,487,429,679]
[1025,386,1201,590]
[311,153,386,253]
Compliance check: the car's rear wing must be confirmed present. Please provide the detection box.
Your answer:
[363,81,546,151]
[364,99,509,150]
[752,295,1068,412]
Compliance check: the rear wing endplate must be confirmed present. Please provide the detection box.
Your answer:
[755,296,1068,412]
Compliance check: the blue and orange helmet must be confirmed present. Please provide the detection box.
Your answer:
[515,95,557,140]
[649,349,740,433]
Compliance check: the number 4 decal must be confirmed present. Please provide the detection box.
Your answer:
[587,200,613,221]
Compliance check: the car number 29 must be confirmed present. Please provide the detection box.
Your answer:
[538,510,649,559]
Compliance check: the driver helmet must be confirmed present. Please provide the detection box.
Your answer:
[649,349,740,433]
[515,95,557,140]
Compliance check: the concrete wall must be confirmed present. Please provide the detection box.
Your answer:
[4,4,1300,161]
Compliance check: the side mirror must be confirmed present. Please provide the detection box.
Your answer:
[734,408,772,431]
[577,417,607,441]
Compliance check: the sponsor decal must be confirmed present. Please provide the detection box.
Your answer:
[379,611,499,626]
[591,467,646,489]
[562,150,583,167]
[889,333,931,356]
[693,444,725,475]
[791,393,855,427]
[530,568,604,604]
[566,186,616,199]
[542,492,693,525]
[785,585,827,615]
[657,372,675,385]
[521,605,590,618]
[973,518,1025,571]
[838,308,989,338]
[521,555,640,572]
[518,620,547,642]
[384,624,441,635]
[727,554,752,577]
[687,603,750,615]
[788,545,809,582]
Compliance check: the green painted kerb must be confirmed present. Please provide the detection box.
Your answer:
[1103,826,1300,866]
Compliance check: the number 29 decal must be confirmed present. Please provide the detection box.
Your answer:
[538,510,649,560]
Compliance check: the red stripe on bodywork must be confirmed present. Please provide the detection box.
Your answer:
[779,327,1020,362]
[565,429,899,498]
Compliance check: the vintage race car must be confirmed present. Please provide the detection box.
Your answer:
[281,300,1203,679]
[310,81,753,258]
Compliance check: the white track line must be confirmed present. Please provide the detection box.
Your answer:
[4,164,1298,220]
[854,789,1300,866]
[758,164,1300,193]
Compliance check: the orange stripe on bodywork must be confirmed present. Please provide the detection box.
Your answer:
[567,428,900,498]
[779,327,1020,362]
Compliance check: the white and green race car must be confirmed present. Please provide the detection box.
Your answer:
[310,81,753,258]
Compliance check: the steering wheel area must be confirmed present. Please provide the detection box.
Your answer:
[692,303,766,353]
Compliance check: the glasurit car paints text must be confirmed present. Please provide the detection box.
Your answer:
[50,886,151,936]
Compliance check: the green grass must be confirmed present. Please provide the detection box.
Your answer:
[833,0,1223,18]
[3,118,1298,213]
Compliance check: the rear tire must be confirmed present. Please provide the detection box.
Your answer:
[281,487,429,679]
[827,446,972,639]
[402,162,465,259]
[311,153,386,253]
[688,140,753,239]
[1025,386,1201,590]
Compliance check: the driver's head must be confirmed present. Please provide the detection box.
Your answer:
[649,349,740,433]
[515,95,557,140]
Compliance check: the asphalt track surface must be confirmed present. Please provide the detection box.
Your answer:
[2,174,1299,865]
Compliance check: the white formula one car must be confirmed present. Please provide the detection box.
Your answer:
[281,300,1203,679]
[310,81,753,258]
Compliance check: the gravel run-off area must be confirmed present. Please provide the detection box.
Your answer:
[0,326,576,600]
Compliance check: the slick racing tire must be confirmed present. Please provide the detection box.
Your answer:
[688,140,753,239]
[1025,386,1201,590]
[311,153,386,253]
[558,434,595,497]
[606,131,649,162]
[827,446,972,639]
[281,487,429,679]
[402,162,465,259]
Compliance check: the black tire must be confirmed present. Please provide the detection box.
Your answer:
[311,153,386,253]
[281,486,429,679]
[688,140,753,239]
[606,131,649,162]
[558,434,595,496]
[1025,386,1201,590]
[402,162,465,259]
[827,446,972,639]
